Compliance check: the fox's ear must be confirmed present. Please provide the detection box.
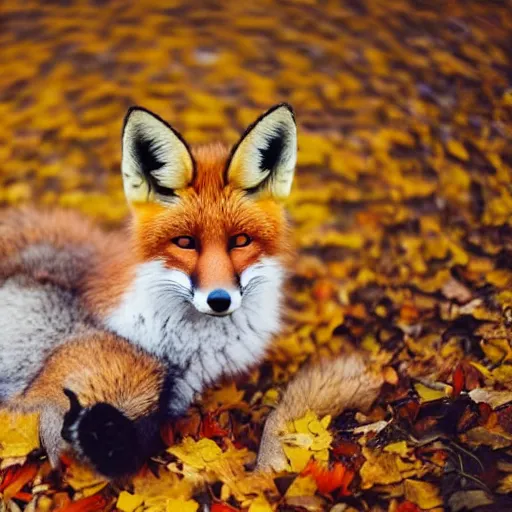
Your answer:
[226,104,297,199]
[121,107,194,205]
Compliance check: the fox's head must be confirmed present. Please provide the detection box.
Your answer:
[120,104,297,318]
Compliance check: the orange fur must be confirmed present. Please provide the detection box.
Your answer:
[10,330,166,420]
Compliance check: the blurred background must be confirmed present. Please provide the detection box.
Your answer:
[0,0,512,364]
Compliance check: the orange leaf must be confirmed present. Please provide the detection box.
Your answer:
[200,413,229,438]
[14,491,33,502]
[302,459,353,495]
[0,465,20,492]
[2,463,37,501]
[56,494,107,512]
[452,363,465,397]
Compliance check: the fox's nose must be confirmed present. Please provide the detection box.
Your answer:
[207,289,231,313]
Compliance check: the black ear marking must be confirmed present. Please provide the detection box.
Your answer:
[258,124,287,173]
[133,134,174,199]
[224,102,295,182]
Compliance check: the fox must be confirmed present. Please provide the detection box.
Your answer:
[1,103,297,418]
[256,353,385,472]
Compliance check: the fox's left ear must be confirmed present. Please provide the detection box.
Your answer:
[121,107,194,205]
[226,104,297,199]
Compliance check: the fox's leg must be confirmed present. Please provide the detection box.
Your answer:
[39,406,66,468]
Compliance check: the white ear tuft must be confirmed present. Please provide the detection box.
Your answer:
[121,107,194,205]
[226,104,297,199]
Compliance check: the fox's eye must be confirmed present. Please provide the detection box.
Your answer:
[229,233,252,250]
[172,236,196,250]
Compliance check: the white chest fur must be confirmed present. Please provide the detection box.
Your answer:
[106,258,284,414]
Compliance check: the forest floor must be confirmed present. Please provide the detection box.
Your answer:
[1,1,512,511]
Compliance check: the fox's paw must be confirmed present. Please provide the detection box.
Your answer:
[61,389,141,478]
[255,411,288,473]
[39,407,67,469]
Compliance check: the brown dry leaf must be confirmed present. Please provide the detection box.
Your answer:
[404,479,442,509]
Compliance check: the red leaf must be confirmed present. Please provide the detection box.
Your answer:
[200,412,229,439]
[13,491,33,503]
[302,459,352,495]
[452,363,465,397]
[497,405,512,434]
[398,400,420,424]
[0,466,21,492]
[332,440,360,458]
[397,502,421,512]
[160,421,175,446]
[478,402,493,425]
[211,504,239,512]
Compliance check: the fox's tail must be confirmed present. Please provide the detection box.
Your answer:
[256,353,384,472]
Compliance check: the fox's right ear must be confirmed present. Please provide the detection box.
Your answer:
[121,107,194,205]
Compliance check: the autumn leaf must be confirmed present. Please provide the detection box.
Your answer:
[301,459,354,495]
[0,412,39,458]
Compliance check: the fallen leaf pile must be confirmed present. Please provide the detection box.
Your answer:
[1,0,512,510]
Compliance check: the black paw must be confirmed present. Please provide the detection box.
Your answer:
[77,403,140,478]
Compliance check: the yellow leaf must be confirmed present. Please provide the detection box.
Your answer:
[249,495,274,512]
[285,475,317,497]
[446,139,469,161]
[320,415,331,430]
[469,361,492,378]
[117,491,144,512]
[65,461,107,491]
[203,383,245,411]
[497,474,512,494]
[0,411,39,458]
[282,445,313,473]
[414,383,447,403]
[168,437,222,470]
[384,441,410,458]
[404,479,443,509]
[166,498,198,512]
[361,334,381,354]
[262,389,280,407]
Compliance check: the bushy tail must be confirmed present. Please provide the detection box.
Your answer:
[257,353,384,472]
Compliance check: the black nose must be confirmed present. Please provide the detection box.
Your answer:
[207,289,231,313]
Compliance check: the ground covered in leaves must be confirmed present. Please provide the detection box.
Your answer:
[1,0,512,510]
